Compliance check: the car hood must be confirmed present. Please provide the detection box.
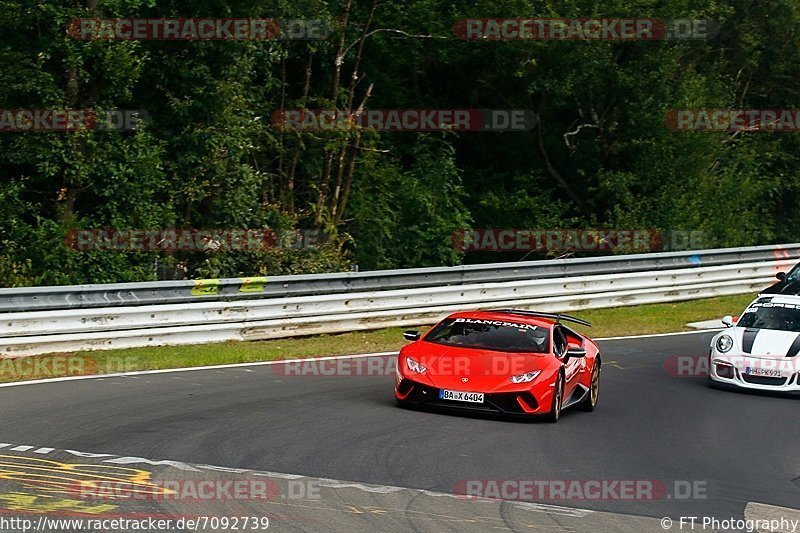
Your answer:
[722,327,800,359]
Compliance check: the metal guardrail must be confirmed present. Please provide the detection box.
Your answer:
[0,243,798,312]
[0,245,797,358]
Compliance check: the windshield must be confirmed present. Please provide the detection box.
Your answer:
[738,302,800,332]
[424,318,550,353]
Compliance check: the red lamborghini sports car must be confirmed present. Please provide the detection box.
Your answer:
[395,309,601,422]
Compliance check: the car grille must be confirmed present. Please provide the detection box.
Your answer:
[400,381,538,414]
[741,374,786,386]
[396,379,415,396]
[715,364,734,379]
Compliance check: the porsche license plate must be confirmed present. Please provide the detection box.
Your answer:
[439,389,484,403]
[745,367,782,378]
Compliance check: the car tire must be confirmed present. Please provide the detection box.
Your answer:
[579,361,600,412]
[544,374,563,423]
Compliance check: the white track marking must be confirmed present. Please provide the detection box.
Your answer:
[0,330,717,389]
[595,329,720,341]
[0,351,398,388]
[0,442,594,518]
[32,447,54,454]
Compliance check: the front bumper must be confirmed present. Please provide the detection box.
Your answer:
[395,378,546,416]
[708,355,800,395]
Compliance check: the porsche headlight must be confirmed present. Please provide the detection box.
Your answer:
[716,335,733,353]
[406,357,427,374]
[510,370,541,384]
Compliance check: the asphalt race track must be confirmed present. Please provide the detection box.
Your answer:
[1,330,799,532]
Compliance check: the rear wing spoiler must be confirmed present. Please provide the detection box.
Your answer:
[490,309,592,327]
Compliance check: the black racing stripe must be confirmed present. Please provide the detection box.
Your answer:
[787,334,800,358]
[742,328,759,354]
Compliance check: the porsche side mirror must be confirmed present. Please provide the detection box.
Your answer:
[777,271,787,281]
[721,315,735,328]
[565,347,587,360]
[403,330,421,341]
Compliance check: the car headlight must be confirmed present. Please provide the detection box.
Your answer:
[406,357,427,374]
[716,335,733,353]
[510,370,541,384]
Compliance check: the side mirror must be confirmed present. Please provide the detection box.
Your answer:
[777,272,787,281]
[565,347,587,360]
[403,330,421,341]
[721,315,735,328]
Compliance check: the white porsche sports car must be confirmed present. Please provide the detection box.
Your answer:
[709,295,800,394]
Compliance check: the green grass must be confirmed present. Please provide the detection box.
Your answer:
[0,292,757,383]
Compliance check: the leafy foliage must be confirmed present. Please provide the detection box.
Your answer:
[0,0,799,286]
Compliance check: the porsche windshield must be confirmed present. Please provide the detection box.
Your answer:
[424,318,549,353]
[738,304,800,332]
[787,265,800,284]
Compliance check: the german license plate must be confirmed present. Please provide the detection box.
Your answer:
[439,389,484,403]
[745,367,782,378]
